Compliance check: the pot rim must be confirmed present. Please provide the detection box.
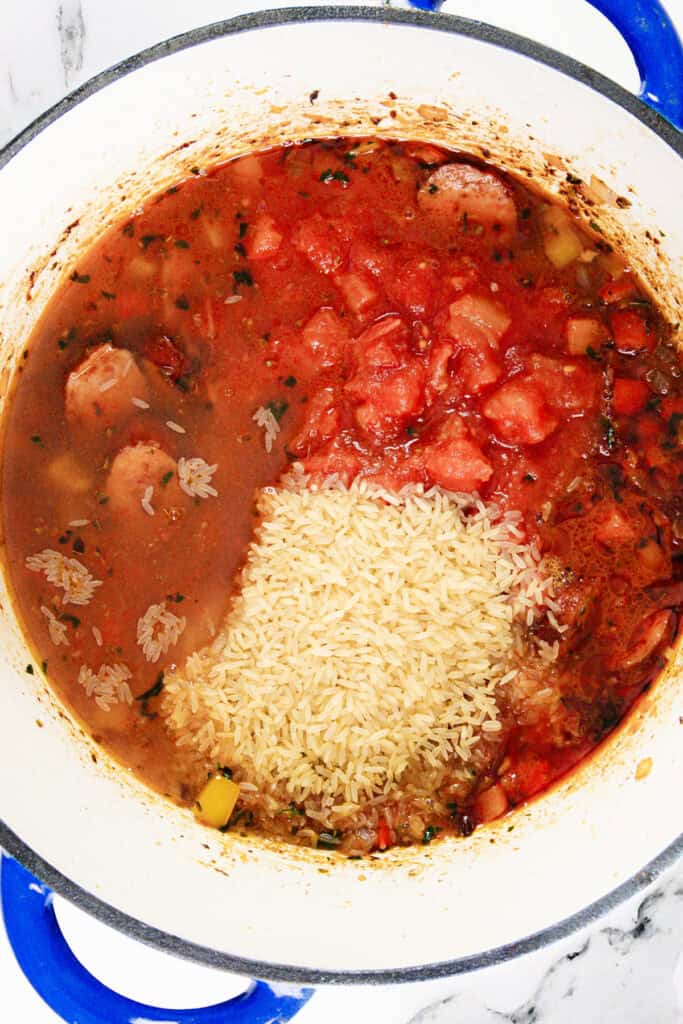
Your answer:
[0,3,681,985]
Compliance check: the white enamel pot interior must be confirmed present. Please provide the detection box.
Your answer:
[0,7,681,982]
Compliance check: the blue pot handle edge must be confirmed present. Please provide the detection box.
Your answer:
[1,854,313,1024]
[409,0,683,130]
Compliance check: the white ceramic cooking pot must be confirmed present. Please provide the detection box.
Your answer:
[0,3,682,989]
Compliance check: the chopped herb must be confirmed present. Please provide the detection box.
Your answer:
[277,801,305,818]
[175,295,190,310]
[57,339,69,350]
[406,424,418,437]
[585,345,601,361]
[522,472,536,483]
[190,207,202,220]
[167,592,185,603]
[136,672,165,703]
[140,234,162,250]
[26,664,34,674]
[160,470,174,487]
[317,829,343,850]
[234,242,247,258]
[428,183,439,194]
[422,825,441,845]
[72,537,85,554]
[174,239,190,249]
[266,398,288,422]
[58,533,70,544]
[30,434,43,445]
[59,613,80,628]
[283,375,297,388]
[520,207,532,220]
[70,271,90,285]
[98,495,109,505]
[343,150,357,165]
[491,249,503,263]
[216,765,233,779]
[175,376,191,393]
[190,166,201,175]
[519,275,534,288]
[166,185,180,195]
[233,269,254,287]
[41,660,48,674]
[122,222,135,237]
[239,221,248,239]
[101,290,117,300]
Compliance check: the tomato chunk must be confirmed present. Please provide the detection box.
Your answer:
[354,363,425,441]
[293,214,344,274]
[610,310,656,354]
[425,437,493,493]
[474,783,509,823]
[299,308,349,373]
[290,389,341,457]
[244,213,283,260]
[448,293,511,350]
[613,378,649,416]
[483,379,558,445]
[598,275,636,305]
[594,506,638,548]
[334,271,379,316]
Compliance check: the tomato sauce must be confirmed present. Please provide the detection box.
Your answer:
[2,138,681,853]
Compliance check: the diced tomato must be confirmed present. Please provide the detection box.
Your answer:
[349,238,394,279]
[594,506,638,548]
[388,259,437,318]
[334,271,379,316]
[297,308,349,374]
[354,363,425,441]
[290,389,341,457]
[425,343,454,402]
[418,163,517,237]
[610,310,656,354]
[115,289,148,320]
[613,378,649,416]
[598,275,636,305]
[302,441,360,486]
[448,293,511,350]
[459,347,503,394]
[526,353,599,413]
[293,214,344,274]
[425,437,493,493]
[244,213,283,260]
[483,379,558,445]
[474,783,509,823]
[565,316,608,356]
[143,335,186,383]
[356,316,406,362]
[503,753,551,801]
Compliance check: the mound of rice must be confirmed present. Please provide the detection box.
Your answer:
[162,474,556,809]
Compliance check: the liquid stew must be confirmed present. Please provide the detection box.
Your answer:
[3,138,681,855]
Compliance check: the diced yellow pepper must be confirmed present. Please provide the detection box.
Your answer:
[541,206,584,269]
[194,774,240,828]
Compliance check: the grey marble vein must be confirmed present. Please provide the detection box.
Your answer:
[56,0,85,88]
[411,877,683,1023]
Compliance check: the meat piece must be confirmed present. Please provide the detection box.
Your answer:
[609,610,672,670]
[418,163,517,237]
[65,344,149,429]
[105,443,182,518]
[482,379,559,445]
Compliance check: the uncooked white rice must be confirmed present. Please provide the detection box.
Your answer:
[78,663,133,712]
[40,605,69,646]
[252,406,280,453]
[92,625,103,647]
[131,397,150,410]
[177,457,218,499]
[141,485,155,517]
[26,549,102,606]
[137,602,186,663]
[68,519,89,528]
[164,473,560,808]
[166,420,186,434]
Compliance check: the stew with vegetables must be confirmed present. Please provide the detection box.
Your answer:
[2,137,681,855]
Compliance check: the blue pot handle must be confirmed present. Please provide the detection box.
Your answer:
[1,854,313,1024]
[408,0,683,130]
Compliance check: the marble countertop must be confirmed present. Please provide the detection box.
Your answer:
[1,1,682,1022]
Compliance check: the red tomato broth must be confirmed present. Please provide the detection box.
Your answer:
[1,138,681,854]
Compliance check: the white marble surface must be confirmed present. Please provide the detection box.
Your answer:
[1,1,682,1022]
